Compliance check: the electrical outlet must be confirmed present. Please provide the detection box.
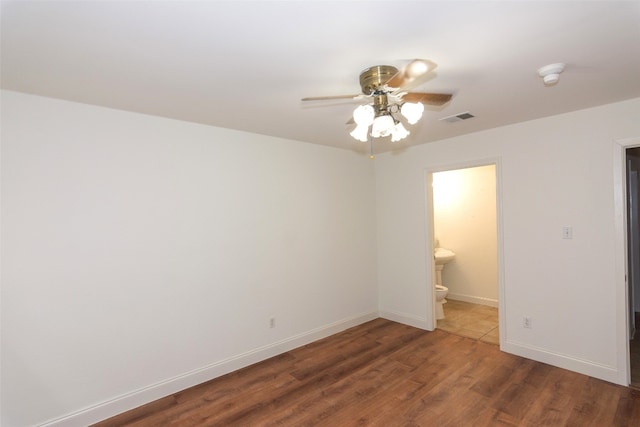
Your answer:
[269,317,276,329]
[523,316,533,329]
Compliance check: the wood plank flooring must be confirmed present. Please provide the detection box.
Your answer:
[93,319,640,426]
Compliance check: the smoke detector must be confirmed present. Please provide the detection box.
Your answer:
[537,63,565,86]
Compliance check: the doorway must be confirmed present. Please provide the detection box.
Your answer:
[627,147,640,387]
[429,163,500,344]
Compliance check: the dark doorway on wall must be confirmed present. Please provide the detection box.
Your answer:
[627,147,640,387]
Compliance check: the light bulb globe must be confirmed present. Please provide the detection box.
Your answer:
[350,124,369,142]
[352,105,374,126]
[391,122,409,142]
[400,102,424,125]
[371,115,395,137]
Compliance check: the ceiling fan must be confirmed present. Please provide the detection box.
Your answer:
[302,59,453,143]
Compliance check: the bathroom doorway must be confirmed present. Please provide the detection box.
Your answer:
[429,163,500,344]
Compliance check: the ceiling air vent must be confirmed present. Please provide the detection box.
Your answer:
[439,112,475,123]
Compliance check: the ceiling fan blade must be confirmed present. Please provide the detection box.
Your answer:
[385,59,438,90]
[301,94,360,101]
[402,92,453,105]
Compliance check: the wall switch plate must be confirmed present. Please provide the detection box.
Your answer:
[269,318,276,329]
[523,316,533,329]
[562,226,573,239]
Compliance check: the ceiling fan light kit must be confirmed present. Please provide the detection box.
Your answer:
[348,96,424,142]
[302,59,453,146]
[538,63,566,86]
[351,108,409,141]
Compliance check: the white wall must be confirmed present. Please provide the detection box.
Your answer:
[0,91,378,426]
[433,165,498,306]
[376,97,640,385]
[4,90,640,426]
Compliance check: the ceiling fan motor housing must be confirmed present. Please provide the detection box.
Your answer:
[359,65,398,95]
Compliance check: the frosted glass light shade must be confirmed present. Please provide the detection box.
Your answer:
[391,122,409,142]
[400,102,424,125]
[371,114,395,137]
[350,124,369,142]
[352,104,375,126]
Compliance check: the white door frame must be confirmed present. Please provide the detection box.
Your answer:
[613,137,640,385]
[424,157,505,348]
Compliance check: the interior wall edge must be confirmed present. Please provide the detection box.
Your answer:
[37,311,379,427]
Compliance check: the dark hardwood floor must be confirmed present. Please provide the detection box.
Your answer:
[93,318,640,426]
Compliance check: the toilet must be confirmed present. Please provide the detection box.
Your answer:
[435,284,449,320]
[433,246,455,320]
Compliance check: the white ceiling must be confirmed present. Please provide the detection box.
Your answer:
[2,1,640,155]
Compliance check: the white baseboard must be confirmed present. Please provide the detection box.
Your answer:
[447,293,498,308]
[501,339,624,386]
[42,309,624,426]
[40,310,379,427]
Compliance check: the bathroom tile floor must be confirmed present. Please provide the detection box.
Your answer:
[437,299,499,345]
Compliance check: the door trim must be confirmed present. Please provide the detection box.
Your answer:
[424,157,505,348]
[614,137,640,386]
